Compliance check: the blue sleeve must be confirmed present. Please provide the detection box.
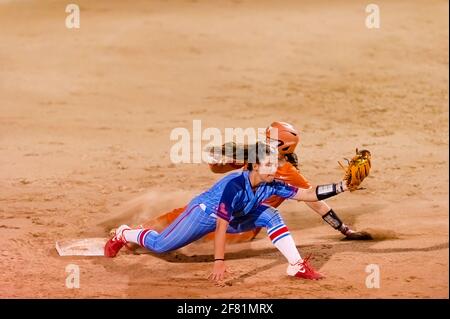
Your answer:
[217,182,242,222]
[271,181,298,199]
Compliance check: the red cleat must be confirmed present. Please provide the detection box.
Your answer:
[104,225,130,258]
[287,255,325,280]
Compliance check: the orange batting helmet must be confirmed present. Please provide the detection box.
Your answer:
[266,121,300,155]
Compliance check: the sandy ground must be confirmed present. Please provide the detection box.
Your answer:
[0,0,448,298]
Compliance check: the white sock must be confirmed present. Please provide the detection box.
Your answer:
[122,229,139,243]
[267,224,302,265]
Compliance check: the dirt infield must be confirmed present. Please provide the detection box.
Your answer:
[0,0,448,298]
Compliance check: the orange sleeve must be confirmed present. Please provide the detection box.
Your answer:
[263,162,311,208]
[278,163,311,189]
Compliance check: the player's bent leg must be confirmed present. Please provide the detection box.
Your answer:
[110,206,188,253]
[105,204,216,256]
[140,207,259,244]
[251,205,324,280]
[142,204,217,253]
[139,207,186,231]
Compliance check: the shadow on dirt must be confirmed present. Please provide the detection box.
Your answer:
[132,237,448,285]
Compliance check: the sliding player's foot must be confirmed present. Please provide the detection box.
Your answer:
[287,255,324,280]
[104,225,131,257]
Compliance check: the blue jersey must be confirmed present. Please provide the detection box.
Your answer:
[192,171,298,222]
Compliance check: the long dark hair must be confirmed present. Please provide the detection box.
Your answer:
[207,141,299,171]
[284,152,299,169]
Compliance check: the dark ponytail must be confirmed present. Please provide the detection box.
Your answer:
[207,141,274,171]
[284,152,299,170]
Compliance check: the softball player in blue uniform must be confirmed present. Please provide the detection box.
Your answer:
[105,142,353,281]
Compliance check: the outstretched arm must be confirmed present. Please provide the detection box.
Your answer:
[209,217,229,282]
[293,181,347,201]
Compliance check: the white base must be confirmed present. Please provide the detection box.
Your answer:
[55,238,107,256]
